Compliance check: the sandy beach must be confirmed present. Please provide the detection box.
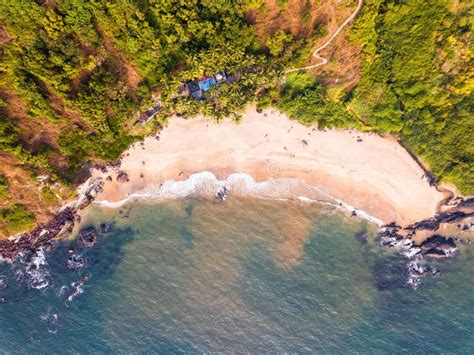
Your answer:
[93,107,446,226]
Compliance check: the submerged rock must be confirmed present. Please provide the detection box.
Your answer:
[100,223,112,234]
[355,231,368,243]
[67,254,85,269]
[67,273,89,302]
[371,258,406,291]
[24,248,50,290]
[79,227,97,248]
[0,276,7,289]
[406,258,440,289]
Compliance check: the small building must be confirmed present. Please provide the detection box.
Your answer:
[186,80,203,99]
[145,105,160,118]
[191,90,203,99]
[138,103,161,124]
[214,72,227,84]
[178,71,239,100]
[186,80,200,93]
[198,76,217,91]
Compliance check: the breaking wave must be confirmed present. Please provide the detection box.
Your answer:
[95,171,383,226]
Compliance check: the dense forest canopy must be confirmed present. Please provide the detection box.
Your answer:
[273,0,473,193]
[0,0,472,236]
[350,0,473,193]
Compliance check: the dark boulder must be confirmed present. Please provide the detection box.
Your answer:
[79,227,97,248]
[355,231,368,243]
[67,254,85,269]
[100,223,112,234]
[418,235,456,249]
[116,171,129,183]
[438,211,470,224]
[411,218,439,231]
[215,186,229,201]
[385,222,400,229]
[417,235,458,258]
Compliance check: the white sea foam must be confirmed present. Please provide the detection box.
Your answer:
[297,195,384,226]
[24,248,50,290]
[334,199,384,226]
[95,171,383,226]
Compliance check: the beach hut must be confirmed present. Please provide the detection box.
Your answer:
[198,76,217,91]
[191,90,203,99]
[186,80,203,99]
[138,103,161,124]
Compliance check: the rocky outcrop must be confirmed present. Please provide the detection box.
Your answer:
[379,228,459,259]
[418,235,458,257]
[67,273,89,302]
[0,177,104,262]
[406,258,440,289]
[78,227,97,248]
[406,210,474,233]
[376,196,474,288]
[67,253,85,269]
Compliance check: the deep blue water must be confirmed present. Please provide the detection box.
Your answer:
[0,198,472,353]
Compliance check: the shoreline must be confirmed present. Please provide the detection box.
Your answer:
[92,171,385,226]
[1,106,473,265]
[93,106,447,226]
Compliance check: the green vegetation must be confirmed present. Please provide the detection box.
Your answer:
[40,186,59,204]
[267,30,293,57]
[269,0,473,193]
[0,174,8,199]
[0,0,281,235]
[0,0,276,178]
[0,204,36,235]
[0,0,472,236]
[349,0,473,193]
[271,72,363,129]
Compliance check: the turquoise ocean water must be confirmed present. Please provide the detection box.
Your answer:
[0,197,472,353]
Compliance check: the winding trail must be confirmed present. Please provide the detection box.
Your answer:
[285,0,365,74]
[283,0,463,213]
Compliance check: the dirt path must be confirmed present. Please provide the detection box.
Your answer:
[285,0,364,74]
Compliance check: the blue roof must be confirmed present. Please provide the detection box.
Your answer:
[198,77,217,91]
[191,90,203,99]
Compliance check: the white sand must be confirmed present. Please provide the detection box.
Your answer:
[93,107,446,226]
